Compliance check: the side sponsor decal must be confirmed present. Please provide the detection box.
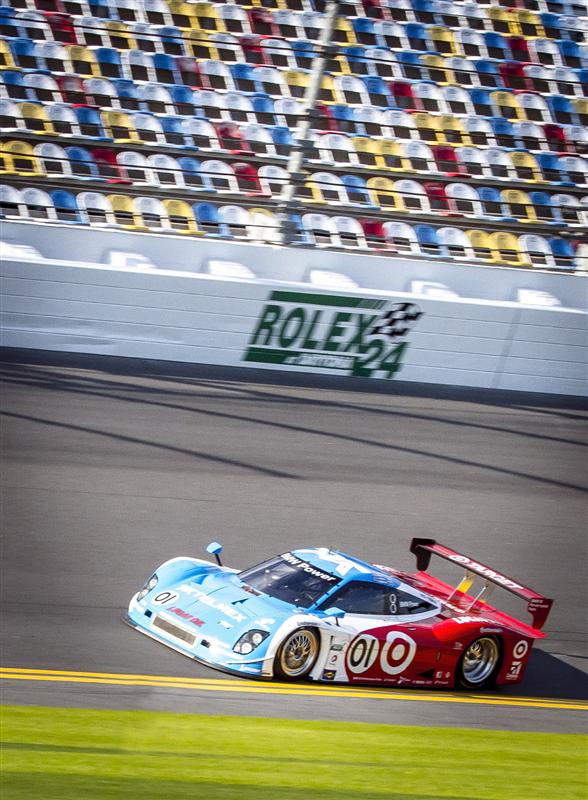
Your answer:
[446,554,523,591]
[506,639,530,680]
[345,632,418,677]
[243,291,423,380]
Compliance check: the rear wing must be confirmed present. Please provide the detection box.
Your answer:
[410,538,553,630]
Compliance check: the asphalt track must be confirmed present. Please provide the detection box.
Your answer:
[1,353,587,734]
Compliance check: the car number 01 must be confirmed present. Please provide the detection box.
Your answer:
[152,591,179,606]
[346,632,417,676]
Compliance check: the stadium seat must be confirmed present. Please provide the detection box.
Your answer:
[1,140,44,177]
[34,142,71,177]
[20,186,57,220]
[382,221,420,255]
[50,189,82,223]
[77,190,116,225]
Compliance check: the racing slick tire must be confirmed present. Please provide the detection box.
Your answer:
[274,628,320,680]
[457,635,502,689]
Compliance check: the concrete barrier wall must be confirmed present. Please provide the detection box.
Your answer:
[2,253,586,396]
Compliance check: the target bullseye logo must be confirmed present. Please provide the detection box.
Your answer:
[346,631,417,677]
[513,640,529,659]
[381,632,417,675]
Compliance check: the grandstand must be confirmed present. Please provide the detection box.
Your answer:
[1,0,588,272]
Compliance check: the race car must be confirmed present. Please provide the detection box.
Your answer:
[124,539,553,689]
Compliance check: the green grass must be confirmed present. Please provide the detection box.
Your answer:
[1,706,586,800]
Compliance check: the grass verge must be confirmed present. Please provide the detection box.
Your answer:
[1,705,586,799]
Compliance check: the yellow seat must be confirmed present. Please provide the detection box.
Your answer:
[575,98,588,126]
[438,115,470,146]
[366,177,405,211]
[380,141,410,172]
[1,140,44,177]
[491,91,523,121]
[488,7,520,36]
[193,3,225,34]
[68,45,99,77]
[163,199,200,234]
[169,1,200,29]
[248,208,280,243]
[352,138,385,170]
[510,152,542,183]
[317,74,336,104]
[105,22,137,51]
[411,112,443,144]
[421,55,455,86]
[184,30,219,60]
[0,41,16,69]
[108,194,146,231]
[428,26,456,56]
[20,103,53,135]
[333,18,356,46]
[516,10,545,38]
[102,111,140,144]
[501,190,537,223]
[489,231,530,267]
[466,229,493,262]
[285,70,309,99]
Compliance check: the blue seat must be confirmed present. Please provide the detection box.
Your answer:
[50,189,83,224]
[478,187,513,221]
[153,54,181,85]
[88,0,117,20]
[193,202,230,236]
[331,104,362,134]
[547,95,577,125]
[10,38,45,71]
[577,69,588,93]
[178,156,204,190]
[550,237,577,269]
[65,147,101,180]
[272,126,292,157]
[1,70,30,100]
[342,174,376,207]
[0,8,18,39]
[362,75,394,107]
[398,51,425,80]
[112,78,139,110]
[95,47,123,79]
[352,18,377,46]
[231,63,256,93]
[540,13,564,39]
[345,46,369,76]
[558,39,583,68]
[484,32,510,60]
[292,40,316,69]
[475,59,504,89]
[405,23,428,51]
[158,26,186,57]
[252,94,276,125]
[284,213,309,245]
[162,115,189,146]
[170,85,198,116]
[490,117,517,148]
[74,107,108,140]
[470,88,492,117]
[415,224,445,257]
[537,153,573,185]
[529,191,564,225]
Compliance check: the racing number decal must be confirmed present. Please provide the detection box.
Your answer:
[347,635,380,674]
[346,632,417,677]
[152,591,179,606]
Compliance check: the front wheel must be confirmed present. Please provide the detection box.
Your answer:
[457,636,501,689]
[274,628,319,680]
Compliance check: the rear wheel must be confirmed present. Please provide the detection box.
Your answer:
[457,636,501,689]
[274,628,319,680]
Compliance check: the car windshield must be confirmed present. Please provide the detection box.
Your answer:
[238,553,341,608]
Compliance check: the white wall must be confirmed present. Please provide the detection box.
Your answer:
[2,250,586,396]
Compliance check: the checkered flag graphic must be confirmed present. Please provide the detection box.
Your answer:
[369,303,423,341]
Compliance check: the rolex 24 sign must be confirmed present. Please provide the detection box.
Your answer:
[243,290,423,379]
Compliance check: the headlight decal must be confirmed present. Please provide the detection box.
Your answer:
[233,629,270,655]
[137,574,158,601]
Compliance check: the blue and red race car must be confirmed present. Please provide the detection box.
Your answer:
[125,538,553,689]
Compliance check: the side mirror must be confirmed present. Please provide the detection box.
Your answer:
[323,606,345,626]
[206,541,223,566]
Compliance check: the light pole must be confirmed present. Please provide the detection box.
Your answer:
[277,0,341,245]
